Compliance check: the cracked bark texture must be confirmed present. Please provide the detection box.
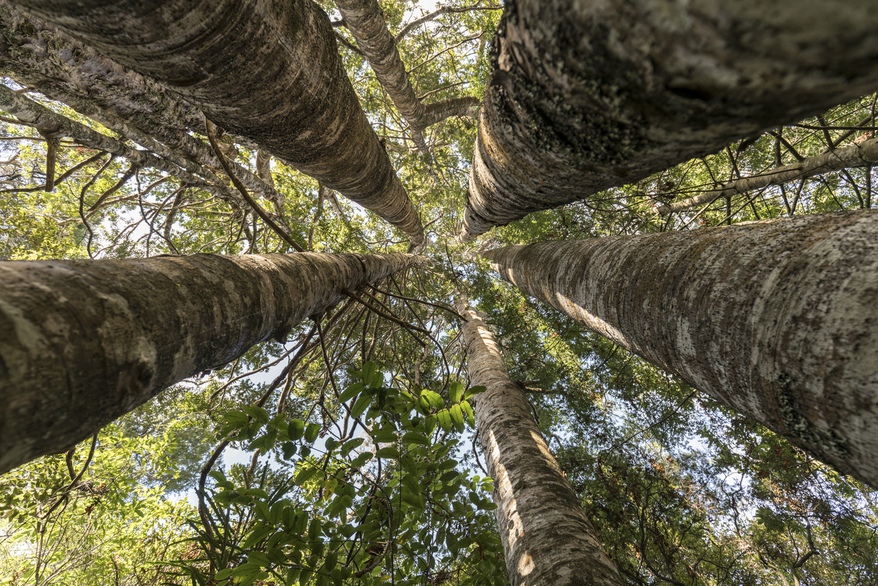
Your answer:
[485,211,878,487]
[457,298,622,586]
[657,137,878,214]
[0,252,422,474]
[11,0,424,246]
[462,0,878,240]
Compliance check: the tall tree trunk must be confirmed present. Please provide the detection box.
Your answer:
[656,137,878,215]
[0,85,230,200]
[457,297,622,586]
[462,0,878,240]
[11,0,424,246]
[0,252,422,474]
[335,0,480,151]
[0,3,285,213]
[484,211,878,487]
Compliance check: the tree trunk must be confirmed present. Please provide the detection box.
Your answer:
[484,211,878,487]
[457,297,622,586]
[0,252,422,474]
[0,3,284,213]
[0,85,227,199]
[657,137,878,215]
[463,0,878,240]
[335,0,480,152]
[11,0,424,246]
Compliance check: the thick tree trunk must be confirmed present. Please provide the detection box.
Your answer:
[11,0,424,246]
[0,252,422,474]
[484,211,878,487]
[657,137,878,215]
[457,297,622,586]
[463,0,878,240]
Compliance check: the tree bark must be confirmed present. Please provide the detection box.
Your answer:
[457,297,622,586]
[334,0,480,152]
[463,0,878,240]
[0,3,283,212]
[484,211,878,487]
[11,0,424,246]
[0,252,423,474]
[0,85,228,198]
[657,137,878,215]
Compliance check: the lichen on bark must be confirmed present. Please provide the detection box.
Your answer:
[0,252,423,474]
[463,0,878,240]
[485,211,878,488]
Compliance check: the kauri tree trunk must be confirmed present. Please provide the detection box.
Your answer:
[457,298,622,586]
[12,0,424,246]
[484,211,878,487]
[334,0,481,152]
[463,0,878,239]
[0,252,422,474]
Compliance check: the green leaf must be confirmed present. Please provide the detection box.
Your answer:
[449,381,464,403]
[437,409,453,433]
[375,446,399,459]
[402,431,429,446]
[288,419,305,440]
[449,404,465,432]
[460,400,475,424]
[304,422,321,443]
[464,385,487,400]
[351,393,372,419]
[420,389,444,410]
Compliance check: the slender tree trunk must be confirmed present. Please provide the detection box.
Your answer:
[335,0,480,152]
[11,0,424,246]
[484,211,878,487]
[0,252,422,474]
[462,0,878,240]
[0,85,225,197]
[657,137,878,214]
[457,297,622,586]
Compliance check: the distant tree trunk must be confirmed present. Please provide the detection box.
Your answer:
[11,0,424,246]
[0,85,236,201]
[484,211,878,488]
[457,297,622,586]
[462,0,878,240]
[656,137,878,215]
[0,252,422,474]
[335,0,480,151]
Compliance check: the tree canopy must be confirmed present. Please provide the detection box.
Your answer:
[1,1,877,585]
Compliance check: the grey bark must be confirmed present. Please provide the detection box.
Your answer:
[10,0,424,246]
[0,252,423,474]
[0,84,225,198]
[457,297,622,586]
[335,0,480,150]
[0,3,284,211]
[657,137,878,215]
[462,0,878,240]
[484,211,878,487]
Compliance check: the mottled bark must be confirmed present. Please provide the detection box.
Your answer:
[657,137,878,215]
[0,85,220,195]
[463,0,878,240]
[457,297,622,586]
[336,0,428,128]
[10,0,424,246]
[485,211,878,487]
[0,252,423,474]
[422,96,480,127]
[0,3,283,210]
